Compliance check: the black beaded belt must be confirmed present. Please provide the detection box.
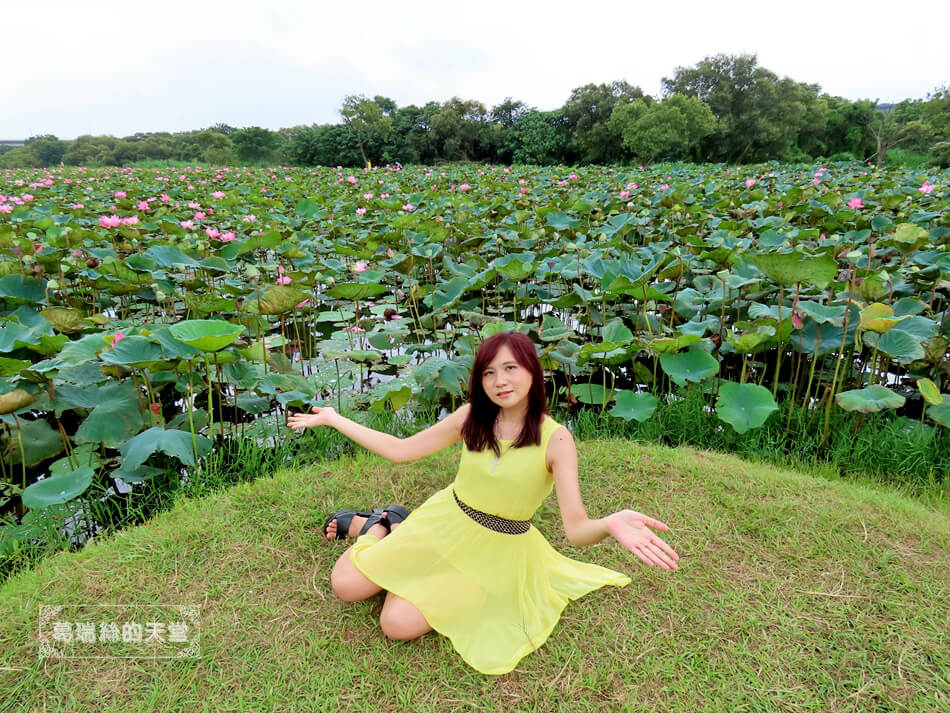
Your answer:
[453,489,531,535]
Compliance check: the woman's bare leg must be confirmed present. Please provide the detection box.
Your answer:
[380,591,432,640]
[327,513,396,602]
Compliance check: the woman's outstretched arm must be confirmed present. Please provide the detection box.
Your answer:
[287,402,469,463]
[548,427,679,570]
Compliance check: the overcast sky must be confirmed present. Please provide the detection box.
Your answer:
[4,0,948,140]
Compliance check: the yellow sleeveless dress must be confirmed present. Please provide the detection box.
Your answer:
[348,416,631,674]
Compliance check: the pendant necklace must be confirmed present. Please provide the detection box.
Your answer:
[491,442,512,473]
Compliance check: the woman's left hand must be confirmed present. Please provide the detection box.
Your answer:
[605,510,680,570]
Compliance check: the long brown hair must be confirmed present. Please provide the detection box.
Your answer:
[461,331,548,457]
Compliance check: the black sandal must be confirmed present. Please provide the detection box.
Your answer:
[322,509,371,540]
[358,505,411,536]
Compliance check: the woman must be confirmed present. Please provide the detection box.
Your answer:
[288,330,679,674]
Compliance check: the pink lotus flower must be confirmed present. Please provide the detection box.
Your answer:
[401,204,414,211]
[363,192,374,199]
[619,190,630,199]
[847,197,864,210]
[792,313,804,329]
[212,191,225,199]
[813,178,821,185]
[71,203,84,209]
[277,275,292,285]
[557,180,568,186]
[0,204,11,214]
[194,211,206,220]
[352,261,368,273]
[919,182,935,194]
[459,183,471,191]
[220,231,236,242]
[112,331,125,347]
[205,227,220,239]
[137,201,149,210]
[121,216,139,226]
[387,247,394,257]
[188,201,202,209]
[745,178,756,187]
[355,207,367,215]
[179,220,195,230]
[99,214,123,228]
[242,214,257,223]
[659,184,670,190]
[347,176,358,184]
[114,191,126,199]
[568,173,579,180]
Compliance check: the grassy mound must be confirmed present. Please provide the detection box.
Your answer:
[1,441,947,713]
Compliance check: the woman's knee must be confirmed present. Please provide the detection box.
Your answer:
[330,552,381,602]
[379,595,431,640]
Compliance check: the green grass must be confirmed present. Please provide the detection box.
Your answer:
[1,440,947,712]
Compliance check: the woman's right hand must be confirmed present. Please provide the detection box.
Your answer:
[287,405,338,430]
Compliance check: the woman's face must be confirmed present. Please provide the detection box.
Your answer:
[481,345,532,411]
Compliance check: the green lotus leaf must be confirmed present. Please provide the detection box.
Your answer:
[926,400,950,427]
[0,274,45,303]
[795,302,847,326]
[184,294,237,316]
[169,320,245,352]
[835,385,905,413]
[4,418,64,466]
[743,252,837,288]
[602,318,633,345]
[20,466,94,509]
[538,314,573,342]
[917,379,942,406]
[100,336,167,366]
[545,211,580,231]
[431,276,470,310]
[572,383,615,405]
[493,253,537,281]
[119,426,212,470]
[41,307,86,333]
[609,390,658,422]
[870,329,925,364]
[344,350,382,363]
[715,381,779,434]
[659,347,719,386]
[324,282,389,301]
[74,381,147,447]
[650,334,703,354]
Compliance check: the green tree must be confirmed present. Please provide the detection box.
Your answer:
[662,54,821,162]
[504,110,568,164]
[230,127,282,165]
[62,135,122,166]
[491,98,530,128]
[0,146,42,168]
[429,97,491,161]
[340,94,394,167]
[561,81,644,164]
[609,95,716,162]
[384,103,439,164]
[25,135,68,166]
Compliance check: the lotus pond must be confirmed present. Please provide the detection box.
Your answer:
[1,161,948,561]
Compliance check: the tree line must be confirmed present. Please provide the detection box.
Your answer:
[3,54,947,169]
